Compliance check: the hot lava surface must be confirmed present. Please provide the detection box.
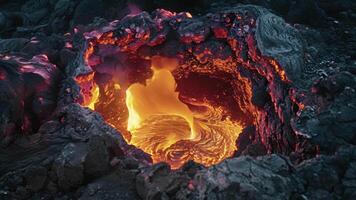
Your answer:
[74,8,296,169]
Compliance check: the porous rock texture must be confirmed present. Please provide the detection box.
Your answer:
[0,0,355,200]
[135,145,356,200]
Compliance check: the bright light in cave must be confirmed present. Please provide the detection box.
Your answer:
[125,57,243,169]
[77,56,244,169]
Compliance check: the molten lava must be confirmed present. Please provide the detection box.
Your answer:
[75,72,100,110]
[75,9,294,169]
[77,56,244,169]
[126,68,195,137]
[125,58,243,169]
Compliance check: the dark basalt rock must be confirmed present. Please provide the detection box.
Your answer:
[54,143,87,190]
[0,103,151,199]
[291,67,356,153]
[255,12,304,82]
[0,38,29,53]
[78,168,141,200]
[24,166,48,192]
[72,0,106,26]
[343,161,356,199]
[133,145,356,200]
[286,0,328,26]
[0,55,61,144]
[191,155,300,200]
[0,1,355,200]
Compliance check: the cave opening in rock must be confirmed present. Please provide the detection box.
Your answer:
[76,52,257,169]
[74,9,294,169]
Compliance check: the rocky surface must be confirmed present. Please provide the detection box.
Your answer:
[75,4,305,157]
[0,0,355,199]
[0,103,150,199]
[135,145,356,200]
[0,54,61,145]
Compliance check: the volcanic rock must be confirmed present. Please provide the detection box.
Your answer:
[133,145,356,200]
[255,12,304,81]
[136,163,190,199]
[76,5,306,158]
[72,0,106,26]
[78,169,140,200]
[54,143,87,190]
[0,54,60,143]
[0,1,355,200]
[291,67,356,152]
[84,135,110,177]
[343,162,356,199]
[192,155,301,200]
[286,0,328,26]
[0,102,151,198]
[24,166,48,192]
[0,38,29,53]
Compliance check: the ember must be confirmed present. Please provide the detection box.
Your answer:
[75,72,99,110]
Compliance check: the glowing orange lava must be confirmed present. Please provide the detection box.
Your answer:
[75,72,100,110]
[75,10,292,169]
[125,57,243,169]
[78,57,244,169]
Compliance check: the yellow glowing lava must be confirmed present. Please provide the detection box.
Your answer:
[87,85,99,110]
[126,68,196,138]
[125,57,243,169]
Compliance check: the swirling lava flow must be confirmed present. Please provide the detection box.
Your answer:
[125,61,243,169]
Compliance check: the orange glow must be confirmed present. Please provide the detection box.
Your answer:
[126,61,195,138]
[270,59,289,82]
[76,51,253,169]
[75,72,100,110]
[73,11,296,169]
[84,42,94,65]
[125,57,243,169]
[75,24,267,169]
